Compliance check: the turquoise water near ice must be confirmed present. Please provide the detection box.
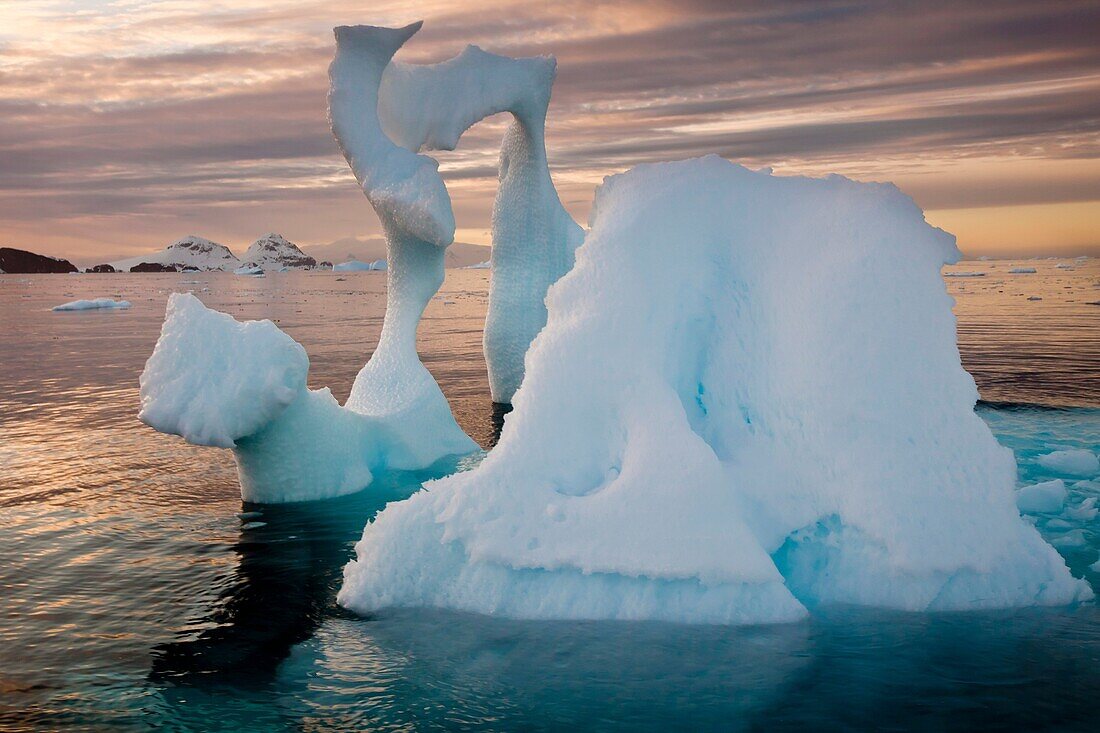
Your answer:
[1,264,1099,730]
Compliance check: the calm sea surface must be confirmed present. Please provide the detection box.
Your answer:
[1,261,1099,731]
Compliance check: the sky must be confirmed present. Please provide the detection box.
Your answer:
[1,0,1098,264]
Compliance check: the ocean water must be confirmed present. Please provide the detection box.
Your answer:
[1,260,1098,731]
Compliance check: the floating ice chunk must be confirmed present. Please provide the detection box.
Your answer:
[241,521,268,530]
[333,259,382,272]
[233,264,264,276]
[1037,449,1099,477]
[1066,497,1098,522]
[139,294,475,502]
[1055,263,1074,270]
[1051,529,1087,548]
[1027,296,1042,301]
[1015,479,1067,514]
[463,260,491,269]
[139,293,307,449]
[52,298,131,311]
[340,156,1088,623]
[944,272,985,278]
[1009,267,1037,274]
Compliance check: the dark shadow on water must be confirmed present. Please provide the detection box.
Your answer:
[148,460,464,687]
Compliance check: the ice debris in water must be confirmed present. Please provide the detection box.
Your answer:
[52,298,131,311]
[139,293,474,503]
[333,259,385,272]
[1037,449,1099,477]
[340,156,1090,624]
[1015,479,1067,515]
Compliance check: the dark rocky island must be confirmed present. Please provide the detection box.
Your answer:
[0,247,79,274]
[130,262,178,273]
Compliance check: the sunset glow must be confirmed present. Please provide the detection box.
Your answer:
[1,0,1097,263]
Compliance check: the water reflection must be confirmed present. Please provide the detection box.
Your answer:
[149,463,460,685]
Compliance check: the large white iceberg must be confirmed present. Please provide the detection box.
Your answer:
[340,156,1089,623]
[139,293,474,503]
[139,19,591,502]
[330,22,581,406]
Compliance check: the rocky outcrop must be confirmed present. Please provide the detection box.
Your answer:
[0,247,78,274]
[130,262,178,273]
[87,264,117,273]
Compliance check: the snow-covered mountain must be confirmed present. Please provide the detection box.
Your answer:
[239,233,316,271]
[110,236,239,272]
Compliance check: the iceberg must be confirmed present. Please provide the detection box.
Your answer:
[340,156,1089,623]
[139,293,474,503]
[1037,449,1099,477]
[52,298,131,311]
[333,258,384,272]
[330,21,581,405]
[1015,480,1067,515]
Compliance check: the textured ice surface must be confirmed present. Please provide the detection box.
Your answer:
[139,294,474,503]
[341,156,1089,623]
[1037,449,1099,477]
[1015,479,1067,514]
[330,21,580,405]
[51,298,131,311]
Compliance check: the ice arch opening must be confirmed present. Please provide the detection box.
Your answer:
[330,21,582,408]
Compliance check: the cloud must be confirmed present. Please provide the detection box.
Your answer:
[0,0,1098,258]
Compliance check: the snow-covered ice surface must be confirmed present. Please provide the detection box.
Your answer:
[139,293,475,503]
[52,297,131,311]
[340,157,1090,623]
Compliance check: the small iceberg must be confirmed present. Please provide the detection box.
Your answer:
[52,298,131,311]
[1009,267,1037,274]
[1015,479,1066,514]
[234,264,264,276]
[1037,449,1099,477]
[333,259,386,272]
[944,272,985,278]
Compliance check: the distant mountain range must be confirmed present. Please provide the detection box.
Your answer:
[4,234,493,273]
[109,235,242,272]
